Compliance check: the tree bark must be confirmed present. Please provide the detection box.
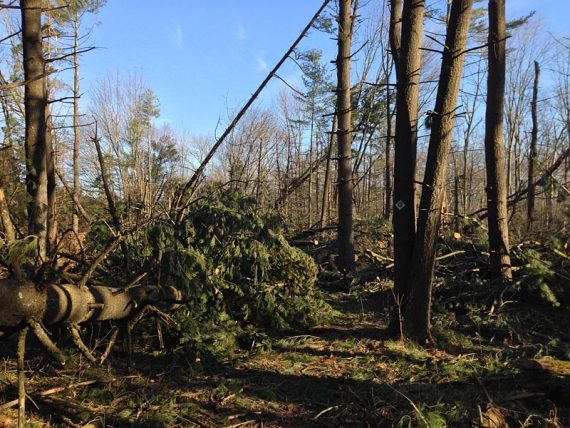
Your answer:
[320,116,337,227]
[391,0,425,320]
[336,0,355,272]
[484,0,512,280]
[21,0,48,260]
[46,107,57,254]
[527,60,539,231]
[308,107,315,227]
[385,84,393,220]
[389,0,402,80]
[404,0,473,344]
[45,12,57,255]
[72,14,81,234]
[0,278,180,328]
[0,184,15,244]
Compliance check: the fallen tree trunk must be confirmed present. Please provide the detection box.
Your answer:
[0,278,181,328]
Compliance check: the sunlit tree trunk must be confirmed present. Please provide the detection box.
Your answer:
[527,60,539,231]
[320,116,337,226]
[391,0,424,323]
[308,107,315,227]
[385,83,393,220]
[484,0,512,280]
[71,16,80,233]
[404,0,473,343]
[45,13,57,254]
[336,0,355,272]
[22,0,48,260]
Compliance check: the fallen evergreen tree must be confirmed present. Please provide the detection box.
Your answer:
[133,189,331,357]
[0,189,329,362]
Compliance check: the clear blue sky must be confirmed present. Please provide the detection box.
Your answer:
[79,0,570,137]
[80,1,335,136]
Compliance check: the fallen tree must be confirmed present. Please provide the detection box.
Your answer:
[0,279,181,328]
[0,268,182,426]
[0,278,181,363]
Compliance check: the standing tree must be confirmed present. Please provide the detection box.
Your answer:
[46,0,106,234]
[527,60,539,231]
[336,0,356,272]
[405,0,474,343]
[484,0,512,280]
[21,0,48,260]
[389,0,425,328]
[295,48,333,227]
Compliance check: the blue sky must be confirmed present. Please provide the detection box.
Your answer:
[80,1,335,136]
[79,0,570,137]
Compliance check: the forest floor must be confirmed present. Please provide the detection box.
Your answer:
[1,282,569,427]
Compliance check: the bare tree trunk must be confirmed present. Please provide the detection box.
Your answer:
[389,0,402,80]
[46,116,57,253]
[386,0,400,223]
[0,93,16,245]
[256,138,264,207]
[308,107,315,227]
[45,13,57,255]
[462,60,483,216]
[391,0,425,320]
[385,84,393,220]
[320,116,337,226]
[506,121,515,194]
[92,127,131,273]
[72,14,81,234]
[0,184,15,244]
[336,0,355,272]
[484,0,512,280]
[404,0,473,344]
[22,0,48,260]
[454,159,460,232]
[527,60,539,231]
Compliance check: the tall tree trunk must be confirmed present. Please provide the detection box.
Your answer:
[46,114,57,253]
[0,184,15,244]
[389,0,402,80]
[484,0,512,280]
[384,84,393,220]
[308,107,315,227]
[22,0,48,260]
[336,0,355,272]
[454,159,460,232]
[72,14,81,234]
[527,60,539,231]
[320,116,337,226]
[45,12,57,255]
[0,96,16,245]
[404,0,473,344]
[391,0,425,321]
[256,138,264,207]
